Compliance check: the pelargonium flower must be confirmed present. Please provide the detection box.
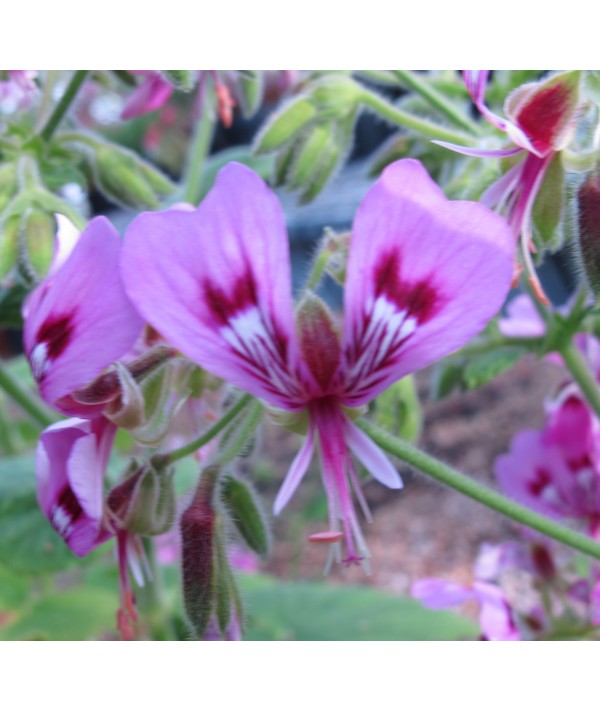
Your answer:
[36,416,116,556]
[412,577,520,641]
[0,70,37,113]
[121,160,513,564]
[439,71,581,303]
[495,390,600,538]
[23,215,144,416]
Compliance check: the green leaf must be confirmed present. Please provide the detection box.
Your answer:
[0,455,79,574]
[0,588,117,641]
[462,347,524,390]
[240,576,477,641]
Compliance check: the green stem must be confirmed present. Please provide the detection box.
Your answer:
[360,88,476,147]
[391,70,481,135]
[153,393,253,467]
[0,361,55,428]
[217,399,263,466]
[355,70,399,86]
[35,71,60,133]
[358,419,600,562]
[560,342,600,421]
[40,71,89,142]
[182,96,215,205]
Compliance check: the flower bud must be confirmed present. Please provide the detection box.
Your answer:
[236,70,264,119]
[254,96,316,153]
[0,162,17,213]
[296,293,341,391]
[180,466,219,638]
[309,75,361,115]
[288,123,334,191]
[221,474,270,557]
[107,461,176,536]
[0,213,20,279]
[577,171,600,301]
[21,207,56,280]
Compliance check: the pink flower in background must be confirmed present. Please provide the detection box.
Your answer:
[412,577,520,641]
[0,70,37,113]
[495,391,600,537]
[438,71,581,304]
[122,159,513,565]
[23,215,143,416]
[498,293,546,338]
[120,71,174,120]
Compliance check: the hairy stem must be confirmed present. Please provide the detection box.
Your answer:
[359,419,600,561]
[560,341,600,421]
[152,393,253,467]
[392,70,481,135]
[40,71,89,142]
[182,93,215,205]
[360,88,476,147]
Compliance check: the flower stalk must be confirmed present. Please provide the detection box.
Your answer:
[359,418,600,562]
[359,87,477,147]
[152,393,253,467]
[39,70,89,142]
[391,70,482,135]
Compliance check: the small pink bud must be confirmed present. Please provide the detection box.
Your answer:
[296,293,341,390]
[577,171,600,301]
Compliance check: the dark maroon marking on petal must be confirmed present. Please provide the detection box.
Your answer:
[373,250,439,323]
[528,467,552,498]
[52,485,84,531]
[515,83,572,155]
[203,270,258,326]
[36,313,76,360]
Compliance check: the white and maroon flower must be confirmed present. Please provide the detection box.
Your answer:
[23,215,144,417]
[121,160,513,565]
[438,71,581,303]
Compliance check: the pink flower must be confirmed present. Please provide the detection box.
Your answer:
[120,72,174,120]
[121,159,513,564]
[0,70,37,113]
[498,293,546,338]
[36,416,115,556]
[23,215,144,416]
[439,71,581,304]
[412,577,520,641]
[495,392,600,537]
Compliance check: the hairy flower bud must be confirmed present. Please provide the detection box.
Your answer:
[577,171,600,301]
[221,475,270,557]
[180,466,219,638]
[254,97,316,153]
[296,292,341,391]
[107,461,175,536]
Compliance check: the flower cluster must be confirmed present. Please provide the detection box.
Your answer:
[23,157,514,633]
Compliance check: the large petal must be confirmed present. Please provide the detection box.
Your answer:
[23,217,144,408]
[341,159,514,406]
[122,162,306,409]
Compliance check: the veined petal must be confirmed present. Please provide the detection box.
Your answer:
[36,417,115,556]
[344,418,402,489]
[23,217,144,408]
[122,162,305,410]
[341,159,514,406]
[273,421,315,514]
